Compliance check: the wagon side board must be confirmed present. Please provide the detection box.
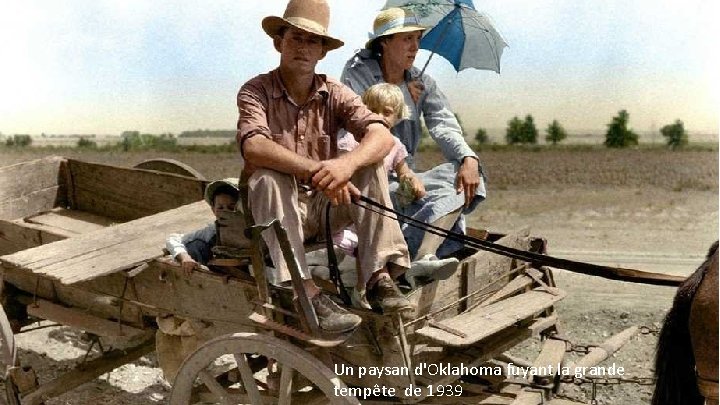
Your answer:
[0,156,68,221]
[67,159,206,222]
[1,257,258,331]
[407,230,533,323]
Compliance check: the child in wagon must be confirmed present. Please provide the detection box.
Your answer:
[337,83,459,299]
[166,178,239,275]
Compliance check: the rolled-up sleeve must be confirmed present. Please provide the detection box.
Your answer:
[237,80,272,158]
[420,76,477,163]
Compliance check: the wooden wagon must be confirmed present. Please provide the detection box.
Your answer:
[0,156,636,404]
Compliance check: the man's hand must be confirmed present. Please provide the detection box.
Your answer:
[298,160,322,184]
[455,157,481,208]
[408,79,424,105]
[326,182,361,206]
[312,158,356,191]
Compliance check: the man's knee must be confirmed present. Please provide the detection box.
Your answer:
[248,168,293,194]
[352,161,386,186]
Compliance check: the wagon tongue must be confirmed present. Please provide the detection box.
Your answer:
[355,196,686,287]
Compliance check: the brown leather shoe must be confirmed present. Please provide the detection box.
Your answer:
[370,276,415,315]
[311,293,362,333]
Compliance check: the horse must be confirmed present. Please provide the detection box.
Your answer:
[653,241,718,405]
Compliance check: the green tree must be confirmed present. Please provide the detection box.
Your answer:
[521,115,538,144]
[506,116,523,144]
[660,119,688,149]
[475,127,489,145]
[545,120,567,145]
[5,134,32,147]
[77,137,97,148]
[604,110,638,148]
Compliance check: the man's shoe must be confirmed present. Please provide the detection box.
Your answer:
[370,277,415,315]
[311,293,362,333]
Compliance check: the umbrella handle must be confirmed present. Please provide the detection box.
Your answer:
[418,5,458,77]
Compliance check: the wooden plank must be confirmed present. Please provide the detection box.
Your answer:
[530,339,567,384]
[0,220,68,255]
[528,314,559,337]
[0,187,63,223]
[416,289,566,347]
[24,208,116,235]
[0,201,213,284]
[25,298,145,337]
[0,156,66,220]
[415,325,533,399]
[510,389,543,405]
[545,399,586,405]
[408,230,532,323]
[21,337,155,405]
[68,159,205,221]
[464,230,531,309]
[3,267,144,327]
[477,275,533,308]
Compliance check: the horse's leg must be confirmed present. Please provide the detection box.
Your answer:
[690,247,719,405]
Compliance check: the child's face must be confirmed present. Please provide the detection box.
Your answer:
[212,193,237,217]
[381,106,399,127]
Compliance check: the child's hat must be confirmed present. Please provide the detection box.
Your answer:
[204,178,240,206]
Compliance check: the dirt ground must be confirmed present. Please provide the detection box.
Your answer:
[0,147,717,404]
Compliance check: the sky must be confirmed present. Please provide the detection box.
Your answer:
[1,0,718,139]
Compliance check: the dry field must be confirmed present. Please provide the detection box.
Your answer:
[0,147,717,404]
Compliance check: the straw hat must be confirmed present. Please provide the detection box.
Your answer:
[366,7,426,49]
[262,0,344,51]
[204,178,240,206]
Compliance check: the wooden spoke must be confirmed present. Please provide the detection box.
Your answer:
[171,332,359,405]
[234,353,263,404]
[278,365,295,405]
[198,369,234,405]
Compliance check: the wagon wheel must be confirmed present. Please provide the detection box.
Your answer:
[133,158,206,180]
[170,332,359,405]
[0,305,20,405]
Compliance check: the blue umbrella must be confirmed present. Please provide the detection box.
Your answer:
[383,0,508,74]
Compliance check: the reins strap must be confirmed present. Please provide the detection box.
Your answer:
[325,203,352,305]
[354,196,685,287]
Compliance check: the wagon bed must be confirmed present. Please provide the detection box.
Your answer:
[0,157,637,404]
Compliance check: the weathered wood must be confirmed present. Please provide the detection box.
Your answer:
[0,187,64,223]
[545,399,586,405]
[415,325,533,398]
[2,267,144,327]
[530,339,567,384]
[464,234,531,309]
[416,289,566,347]
[24,298,145,337]
[572,326,638,369]
[408,230,532,323]
[0,220,62,256]
[68,159,205,221]
[510,389,543,405]
[476,274,533,309]
[528,314,559,337]
[23,208,116,235]
[21,337,155,405]
[0,157,66,221]
[1,201,213,284]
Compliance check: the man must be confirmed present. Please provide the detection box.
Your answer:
[237,0,413,334]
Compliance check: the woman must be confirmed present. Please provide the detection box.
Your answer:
[340,7,486,259]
